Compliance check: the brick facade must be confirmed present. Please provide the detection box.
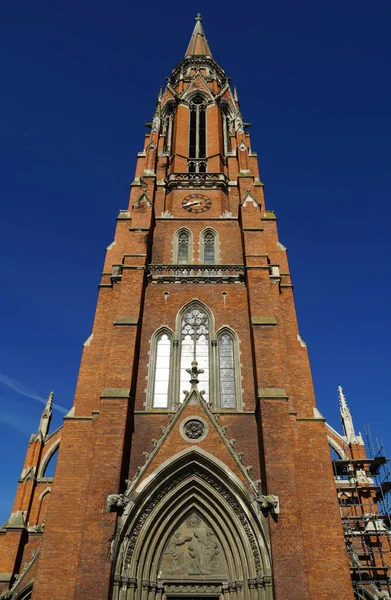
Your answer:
[1,14,388,600]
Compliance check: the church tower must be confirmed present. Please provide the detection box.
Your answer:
[0,15,370,600]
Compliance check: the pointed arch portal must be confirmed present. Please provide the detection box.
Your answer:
[111,449,272,600]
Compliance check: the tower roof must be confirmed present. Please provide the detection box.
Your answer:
[185,14,212,57]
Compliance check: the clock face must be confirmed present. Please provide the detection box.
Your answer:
[182,194,212,213]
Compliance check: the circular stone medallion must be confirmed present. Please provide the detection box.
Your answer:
[180,416,209,443]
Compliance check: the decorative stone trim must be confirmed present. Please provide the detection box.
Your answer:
[100,388,130,399]
[148,264,245,284]
[242,227,264,231]
[164,583,222,594]
[251,317,277,326]
[113,317,139,326]
[166,172,229,194]
[258,388,288,400]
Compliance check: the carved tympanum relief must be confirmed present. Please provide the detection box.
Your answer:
[159,512,228,578]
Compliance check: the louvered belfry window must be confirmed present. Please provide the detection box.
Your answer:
[189,95,207,172]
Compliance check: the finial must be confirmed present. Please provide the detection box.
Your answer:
[196,13,202,21]
[338,385,361,445]
[36,391,54,441]
[338,385,347,410]
[186,360,204,390]
[46,391,54,409]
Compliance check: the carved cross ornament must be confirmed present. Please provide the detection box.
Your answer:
[186,360,204,390]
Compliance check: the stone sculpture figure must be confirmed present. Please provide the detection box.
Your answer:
[163,530,192,574]
[159,513,227,578]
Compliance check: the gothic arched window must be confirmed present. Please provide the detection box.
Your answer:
[173,228,193,264]
[178,231,190,264]
[218,332,236,408]
[180,307,210,402]
[189,95,207,173]
[147,307,242,411]
[153,333,172,407]
[147,328,173,409]
[200,228,218,264]
[162,101,176,155]
[220,101,232,155]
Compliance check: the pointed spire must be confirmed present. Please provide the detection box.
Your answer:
[185,14,212,57]
[338,386,361,445]
[36,391,54,440]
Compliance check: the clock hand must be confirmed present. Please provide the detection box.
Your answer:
[183,200,201,207]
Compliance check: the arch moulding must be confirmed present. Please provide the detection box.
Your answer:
[110,448,273,600]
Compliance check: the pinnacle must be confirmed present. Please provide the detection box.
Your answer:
[185,13,212,57]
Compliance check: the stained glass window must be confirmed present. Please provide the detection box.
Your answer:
[177,230,190,264]
[180,308,209,402]
[203,231,216,264]
[153,333,171,408]
[219,333,236,408]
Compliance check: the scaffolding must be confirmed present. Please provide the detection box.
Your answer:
[331,428,391,599]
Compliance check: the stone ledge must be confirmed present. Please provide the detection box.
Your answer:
[242,227,264,231]
[258,388,288,400]
[296,417,327,423]
[245,253,268,257]
[262,210,277,220]
[116,210,131,220]
[113,317,139,326]
[63,415,93,421]
[251,317,277,326]
[101,388,130,399]
[0,573,12,583]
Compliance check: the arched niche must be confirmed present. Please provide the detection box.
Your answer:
[111,448,272,600]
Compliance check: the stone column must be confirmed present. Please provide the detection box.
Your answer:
[126,578,137,600]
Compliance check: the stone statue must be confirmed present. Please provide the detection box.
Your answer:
[159,512,227,578]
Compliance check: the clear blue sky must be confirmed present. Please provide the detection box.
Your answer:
[0,0,390,522]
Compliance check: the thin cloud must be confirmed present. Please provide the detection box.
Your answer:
[0,410,35,436]
[0,373,67,414]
